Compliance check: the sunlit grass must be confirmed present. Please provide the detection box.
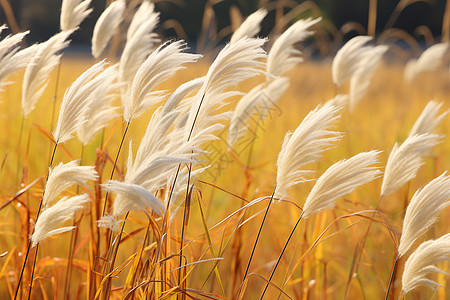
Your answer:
[0,54,449,299]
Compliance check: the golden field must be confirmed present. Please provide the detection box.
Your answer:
[0,53,449,300]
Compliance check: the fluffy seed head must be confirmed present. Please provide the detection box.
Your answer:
[275,103,343,199]
[123,40,201,122]
[402,233,450,294]
[22,30,73,118]
[381,133,442,196]
[53,60,110,144]
[267,17,321,78]
[302,150,382,218]
[91,0,125,58]
[44,160,98,207]
[332,35,372,86]
[398,172,450,256]
[409,100,447,137]
[31,194,90,247]
[228,77,289,148]
[60,0,93,32]
[230,8,267,44]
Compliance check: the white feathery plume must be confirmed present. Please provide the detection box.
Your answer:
[22,30,73,118]
[60,0,93,32]
[409,100,447,137]
[76,64,119,145]
[230,8,267,44]
[275,103,343,199]
[303,150,382,218]
[402,233,450,294]
[332,35,372,86]
[105,107,198,219]
[404,58,417,82]
[186,37,266,143]
[119,0,160,83]
[0,30,31,88]
[43,160,98,207]
[228,77,289,148]
[53,60,110,144]
[105,181,166,220]
[162,76,204,115]
[91,0,125,58]
[122,40,201,122]
[381,133,442,196]
[31,194,90,247]
[325,94,348,107]
[349,45,388,111]
[267,17,321,79]
[398,172,450,256]
[405,43,450,81]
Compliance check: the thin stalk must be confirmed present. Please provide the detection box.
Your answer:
[15,115,25,186]
[344,195,384,298]
[101,121,130,217]
[102,211,130,300]
[63,144,84,299]
[385,253,400,300]
[178,163,193,299]
[237,185,277,299]
[27,243,39,300]
[14,142,58,300]
[259,211,304,300]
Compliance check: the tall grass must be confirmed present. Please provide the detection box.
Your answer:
[1,1,450,299]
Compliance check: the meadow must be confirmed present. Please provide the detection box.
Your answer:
[1,1,450,300]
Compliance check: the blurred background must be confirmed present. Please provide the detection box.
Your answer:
[1,0,448,55]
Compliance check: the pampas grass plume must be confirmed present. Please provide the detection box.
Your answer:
[60,0,92,32]
[43,160,98,207]
[228,76,289,148]
[119,0,160,83]
[31,194,90,247]
[381,133,442,196]
[267,17,321,78]
[53,60,110,144]
[230,8,267,44]
[398,172,450,256]
[404,43,450,81]
[91,0,125,58]
[409,100,447,137]
[22,30,73,118]
[302,150,382,218]
[123,40,201,122]
[332,35,372,86]
[275,103,343,199]
[402,233,450,294]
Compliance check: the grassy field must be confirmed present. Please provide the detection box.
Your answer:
[0,52,450,300]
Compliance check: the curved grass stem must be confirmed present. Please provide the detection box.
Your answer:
[259,211,304,300]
